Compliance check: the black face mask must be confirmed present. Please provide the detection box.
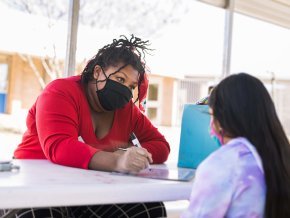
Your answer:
[96,78,133,111]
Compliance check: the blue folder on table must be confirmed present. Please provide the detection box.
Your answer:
[177,104,219,169]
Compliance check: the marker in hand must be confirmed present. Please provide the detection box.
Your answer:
[130,132,151,170]
[130,132,142,148]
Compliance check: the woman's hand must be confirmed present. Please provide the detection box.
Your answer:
[115,147,153,173]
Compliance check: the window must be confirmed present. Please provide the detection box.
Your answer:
[147,108,157,122]
[148,84,158,101]
[0,63,9,113]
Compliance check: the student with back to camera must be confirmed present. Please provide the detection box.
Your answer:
[182,73,290,218]
[2,35,170,218]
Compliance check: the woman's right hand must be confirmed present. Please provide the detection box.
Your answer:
[115,146,153,173]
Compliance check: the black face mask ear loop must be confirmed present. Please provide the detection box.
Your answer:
[95,65,108,92]
[99,66,109,79]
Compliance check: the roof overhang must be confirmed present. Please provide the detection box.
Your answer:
[198,0,290,29]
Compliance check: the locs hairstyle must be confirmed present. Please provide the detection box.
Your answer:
[208,73,290,218]
[81,34,152,102]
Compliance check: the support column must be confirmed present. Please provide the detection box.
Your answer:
[64,0,80,77]
[221,0,235,79]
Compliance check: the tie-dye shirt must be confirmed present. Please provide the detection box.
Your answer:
[181,137,266,218]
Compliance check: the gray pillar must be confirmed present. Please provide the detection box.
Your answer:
[64,0,80,77]
[221,0,234,79]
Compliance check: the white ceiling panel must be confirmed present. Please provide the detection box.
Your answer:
[198,0,290,29]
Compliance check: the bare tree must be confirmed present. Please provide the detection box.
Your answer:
[3,0,189,37]
[2,0,67,87]
[78,0,190,37]
[1,0,68,20]
[2,0,189,86]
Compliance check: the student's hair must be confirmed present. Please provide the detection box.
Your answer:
[81,34,151,102]
[208,72,290,218]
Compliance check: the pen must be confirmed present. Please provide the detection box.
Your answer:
[130,132,142,148]
[130,132,151,170]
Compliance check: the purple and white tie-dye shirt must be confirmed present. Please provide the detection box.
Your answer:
[181,137,266,218]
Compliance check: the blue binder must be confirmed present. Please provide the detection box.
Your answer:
[178,104,219,169]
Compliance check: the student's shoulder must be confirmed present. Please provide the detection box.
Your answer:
[198,140,242,172]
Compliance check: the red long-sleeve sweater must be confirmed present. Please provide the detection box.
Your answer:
[14,76,170,169]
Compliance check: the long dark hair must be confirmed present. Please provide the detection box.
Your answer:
[209,73,290,218]
[81,34,152,102]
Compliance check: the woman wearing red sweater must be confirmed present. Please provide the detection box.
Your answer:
[11,35,170,218]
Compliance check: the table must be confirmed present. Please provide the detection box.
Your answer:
[0,160,194,209]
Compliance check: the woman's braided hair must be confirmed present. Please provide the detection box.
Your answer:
[81,35,152,101]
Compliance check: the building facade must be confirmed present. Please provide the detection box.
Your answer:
[1,51,290,138]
